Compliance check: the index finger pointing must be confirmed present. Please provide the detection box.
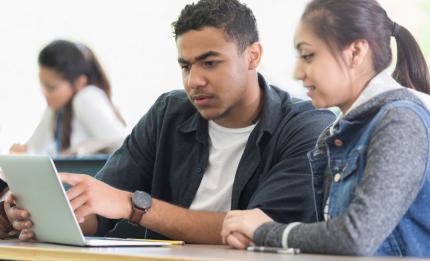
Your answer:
[59,173,86,186]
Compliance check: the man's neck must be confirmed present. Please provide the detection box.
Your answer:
[214,80,263,128]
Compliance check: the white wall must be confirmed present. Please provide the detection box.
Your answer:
[0,0,428,153]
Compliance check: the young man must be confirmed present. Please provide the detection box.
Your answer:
[2,0,334,244]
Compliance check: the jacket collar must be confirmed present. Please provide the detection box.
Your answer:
[314,71,412,150]
[344,70,402,117]
[256,73,283,137]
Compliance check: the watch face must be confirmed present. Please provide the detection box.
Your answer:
[132,191,152,211]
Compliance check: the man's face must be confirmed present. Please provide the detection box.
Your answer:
[176,27,251,126]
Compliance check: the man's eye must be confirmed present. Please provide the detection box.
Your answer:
[203,61,218,68]
[180,64,191,72]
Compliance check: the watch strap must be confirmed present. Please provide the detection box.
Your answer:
[129,205,146,224]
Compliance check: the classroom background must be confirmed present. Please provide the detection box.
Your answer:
[0,0,429,153]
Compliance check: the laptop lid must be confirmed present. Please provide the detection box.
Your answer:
[0,155,86,246]
[0,155,172,247]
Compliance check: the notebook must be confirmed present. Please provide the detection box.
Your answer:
[0,154,171,247]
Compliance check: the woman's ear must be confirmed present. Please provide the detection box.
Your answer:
[73,75,88,91]
[247,42,263,70]
[344,39,370,69]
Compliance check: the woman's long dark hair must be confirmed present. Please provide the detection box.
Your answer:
[38,40,124,151]
[302,0,430,94]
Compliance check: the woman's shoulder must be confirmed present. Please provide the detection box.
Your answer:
[407,89,430,112]
[75,85,107,99]
[72,85,109,107]
[378,89,430,125]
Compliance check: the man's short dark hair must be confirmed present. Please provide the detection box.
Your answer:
[172,0,259,52]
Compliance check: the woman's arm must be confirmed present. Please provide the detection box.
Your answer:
[25,109,56,154]
[72,87,127,154]
[286,107,428,255]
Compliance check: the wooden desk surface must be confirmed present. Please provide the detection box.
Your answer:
[0,241,416,261]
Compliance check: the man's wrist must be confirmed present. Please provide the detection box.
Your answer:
[122,192,133,220]
[128,191,152,224]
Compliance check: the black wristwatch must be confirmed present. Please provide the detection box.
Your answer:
[129,191,152,224]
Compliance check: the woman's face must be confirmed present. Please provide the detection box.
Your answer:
[293,22,358,112]
[39,66,74,110]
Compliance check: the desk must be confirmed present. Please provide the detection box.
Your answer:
[0,241,416,261]
[53,155,109,177]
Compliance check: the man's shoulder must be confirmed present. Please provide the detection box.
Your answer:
[151,90,194,112]
[269,85,329,116]
[269,85,336,129]
[155,89,189,104]
[138,90,197,127]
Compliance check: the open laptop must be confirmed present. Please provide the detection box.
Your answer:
[0,154,171,247]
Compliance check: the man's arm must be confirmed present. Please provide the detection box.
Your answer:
[139,199,226,243]
[61,173,226,244]
[91,94,165,235]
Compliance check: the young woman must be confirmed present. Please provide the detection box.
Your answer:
[10,40,127,156]
[222,0,430,256]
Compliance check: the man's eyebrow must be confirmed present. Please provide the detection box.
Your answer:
[178,57,189,64]
[178,51,222,64]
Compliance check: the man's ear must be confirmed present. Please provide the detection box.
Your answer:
[73,75,88,91]
[343,39,370,69]
[247,42,263,70]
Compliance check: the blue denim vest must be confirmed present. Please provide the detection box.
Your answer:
[308,100,430,256]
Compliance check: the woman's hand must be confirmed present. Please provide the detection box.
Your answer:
[221,208,273,249]
[9,144,27,154]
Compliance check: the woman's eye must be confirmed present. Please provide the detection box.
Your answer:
[301,53,314,62]
[46,85,57,92]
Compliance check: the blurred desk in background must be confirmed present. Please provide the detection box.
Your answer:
[53,154,109,177]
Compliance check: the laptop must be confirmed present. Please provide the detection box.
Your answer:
[0,154,171,247]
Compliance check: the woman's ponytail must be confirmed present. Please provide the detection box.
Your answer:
[391,22,430,94]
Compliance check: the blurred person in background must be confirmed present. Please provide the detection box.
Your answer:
[9,40,127,156]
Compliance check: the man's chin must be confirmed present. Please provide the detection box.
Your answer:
[198,110,222,121]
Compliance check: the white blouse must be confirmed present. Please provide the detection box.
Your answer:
[27,86,127,156]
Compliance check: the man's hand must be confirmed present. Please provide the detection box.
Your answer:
[4,192,34,240]
[60,173,132,223]
[221,208,273,249]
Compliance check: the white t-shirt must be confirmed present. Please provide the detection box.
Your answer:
[189,120,256,212]
[26,86,127,156]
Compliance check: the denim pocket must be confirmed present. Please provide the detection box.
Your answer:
[328,147,367,217]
